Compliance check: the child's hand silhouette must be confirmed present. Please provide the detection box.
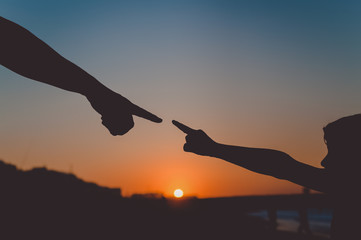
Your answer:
[172,120,216,156]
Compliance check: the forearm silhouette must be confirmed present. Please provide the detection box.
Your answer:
[173,120,330,193]
[0,16,162,135]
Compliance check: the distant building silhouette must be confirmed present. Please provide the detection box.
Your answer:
[131,193,165,200]
[0,160,122,198]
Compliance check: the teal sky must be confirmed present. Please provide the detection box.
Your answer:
[1,1,361,197]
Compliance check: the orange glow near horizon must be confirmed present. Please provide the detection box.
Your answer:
[3,131,324,199]
[2,127,324,198]
[73,146,311,198]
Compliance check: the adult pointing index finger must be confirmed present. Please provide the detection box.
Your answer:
[132,104,162,123]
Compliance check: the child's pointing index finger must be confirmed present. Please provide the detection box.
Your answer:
[172,120,195,134]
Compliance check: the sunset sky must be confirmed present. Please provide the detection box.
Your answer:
[1,0,361,198]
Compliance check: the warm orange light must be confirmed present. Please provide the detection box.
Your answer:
[174,189,184,198]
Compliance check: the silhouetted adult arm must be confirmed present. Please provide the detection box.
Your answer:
[173,120,330,193]
[0,16,162,135]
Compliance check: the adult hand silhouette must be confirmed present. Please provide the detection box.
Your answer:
[1,16,162,136]
[172,120,216,156]
[88,89,162,135]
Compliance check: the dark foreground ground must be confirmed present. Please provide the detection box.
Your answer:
[1,160,329,240]
[271,231,328,240]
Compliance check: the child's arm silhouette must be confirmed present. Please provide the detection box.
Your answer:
[173,120,330,193]
[0,16,162,135]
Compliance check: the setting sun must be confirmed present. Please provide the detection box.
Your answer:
[174,189,184,198]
